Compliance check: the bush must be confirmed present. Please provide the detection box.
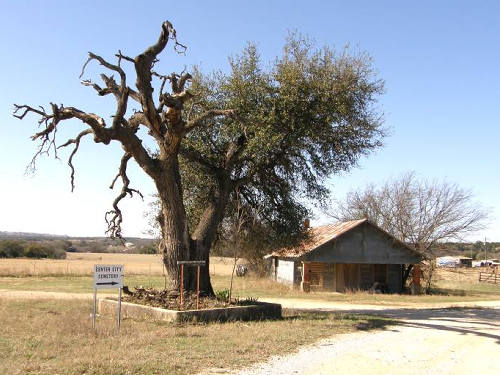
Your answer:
[0,241,24,258]
[0,240,66,259]
[139,244,158,254]
[23,244,49,258]
[215,289,230,301]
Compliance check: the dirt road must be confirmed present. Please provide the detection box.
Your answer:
[234,305,500,375]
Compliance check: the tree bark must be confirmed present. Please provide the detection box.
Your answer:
[190,176,232,296]
[155,157,191,290]
[402,264,414,291]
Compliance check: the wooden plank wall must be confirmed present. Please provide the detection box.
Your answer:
[360,264,374,289]
[387,264,402,292]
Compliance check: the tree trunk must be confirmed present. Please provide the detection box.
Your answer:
[401,264,413,291]
[191,177,232,296]
[155,158,192,290]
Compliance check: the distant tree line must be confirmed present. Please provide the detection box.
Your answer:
[0,240,68,259]
[433,241,500,260]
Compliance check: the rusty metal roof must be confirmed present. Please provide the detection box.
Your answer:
[267,219,368,258]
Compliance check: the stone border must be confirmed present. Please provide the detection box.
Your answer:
[98,298,282,323]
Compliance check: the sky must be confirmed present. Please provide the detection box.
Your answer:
[0,1,498,241]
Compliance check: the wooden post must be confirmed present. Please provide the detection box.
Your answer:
[176,261,206,310]
[301,262,311,292]
[196,265,200,310]
[411,264,421,294]
[180,264,184,308]
[92,288,97,329]
[118,287,122,331]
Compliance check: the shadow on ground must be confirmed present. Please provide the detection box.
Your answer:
[284,306,500,344]
[283,310,399,332]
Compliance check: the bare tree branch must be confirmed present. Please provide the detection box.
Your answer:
[134,21,176,136]
[106,152,144,238]
[329,172,489,258]
[185,109,235,133]
[79,52,131,129]
[177,72,192,93]
[81,74,141,103]
[80,52,125,82]
[115,50,135,64]
[57,129,93,191]
[13,103,112,173]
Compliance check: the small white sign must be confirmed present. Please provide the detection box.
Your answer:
[93,264,123,289]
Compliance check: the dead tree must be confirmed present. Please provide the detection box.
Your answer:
[14,21,233,294]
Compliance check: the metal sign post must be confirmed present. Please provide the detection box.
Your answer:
[176,261,206,310]
[93,264,124,330]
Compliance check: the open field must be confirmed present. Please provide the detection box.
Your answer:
[0,253,242,276]
[1,273,499,305]
[0,255,499,305]
[0,298,392,375]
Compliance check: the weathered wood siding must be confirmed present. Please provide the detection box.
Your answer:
[303,222,420,264]
[322,263,335,291]
[360,264,373,290]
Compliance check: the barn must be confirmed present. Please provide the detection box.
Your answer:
[266,219,422,293]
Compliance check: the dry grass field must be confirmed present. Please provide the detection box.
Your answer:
[0,253,242,277]
[0,255,499,303]
[0,298,392,375]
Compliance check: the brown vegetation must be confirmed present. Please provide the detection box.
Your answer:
[0,298,391,375]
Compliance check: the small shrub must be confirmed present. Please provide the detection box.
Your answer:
[237,297,259,306]
[215,289,230,301]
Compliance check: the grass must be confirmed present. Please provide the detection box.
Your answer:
[216,275,500,304]
[1,255,498,305]
[0,275,165,294]
[1,257,498,374]
[1,273,498,305]
[0,254,240,277]
[0,298,394,375]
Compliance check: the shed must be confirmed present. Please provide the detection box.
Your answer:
[436,256,473,268]
[266,219,421,293]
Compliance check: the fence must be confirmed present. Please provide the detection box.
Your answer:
[478,272,500,284]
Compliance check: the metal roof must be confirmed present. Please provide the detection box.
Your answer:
[267,219,368,258]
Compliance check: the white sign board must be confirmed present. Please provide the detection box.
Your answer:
[93,264,123,289]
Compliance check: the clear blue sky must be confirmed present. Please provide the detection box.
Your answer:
[0,1,498,241]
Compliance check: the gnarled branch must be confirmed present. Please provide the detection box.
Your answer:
[185,109,235,133]
[106,152,144,238]
[134,21,176,137]
[57,129,93,191]
[13,103,111,172]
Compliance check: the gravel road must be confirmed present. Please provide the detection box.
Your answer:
[231,305,500,375]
